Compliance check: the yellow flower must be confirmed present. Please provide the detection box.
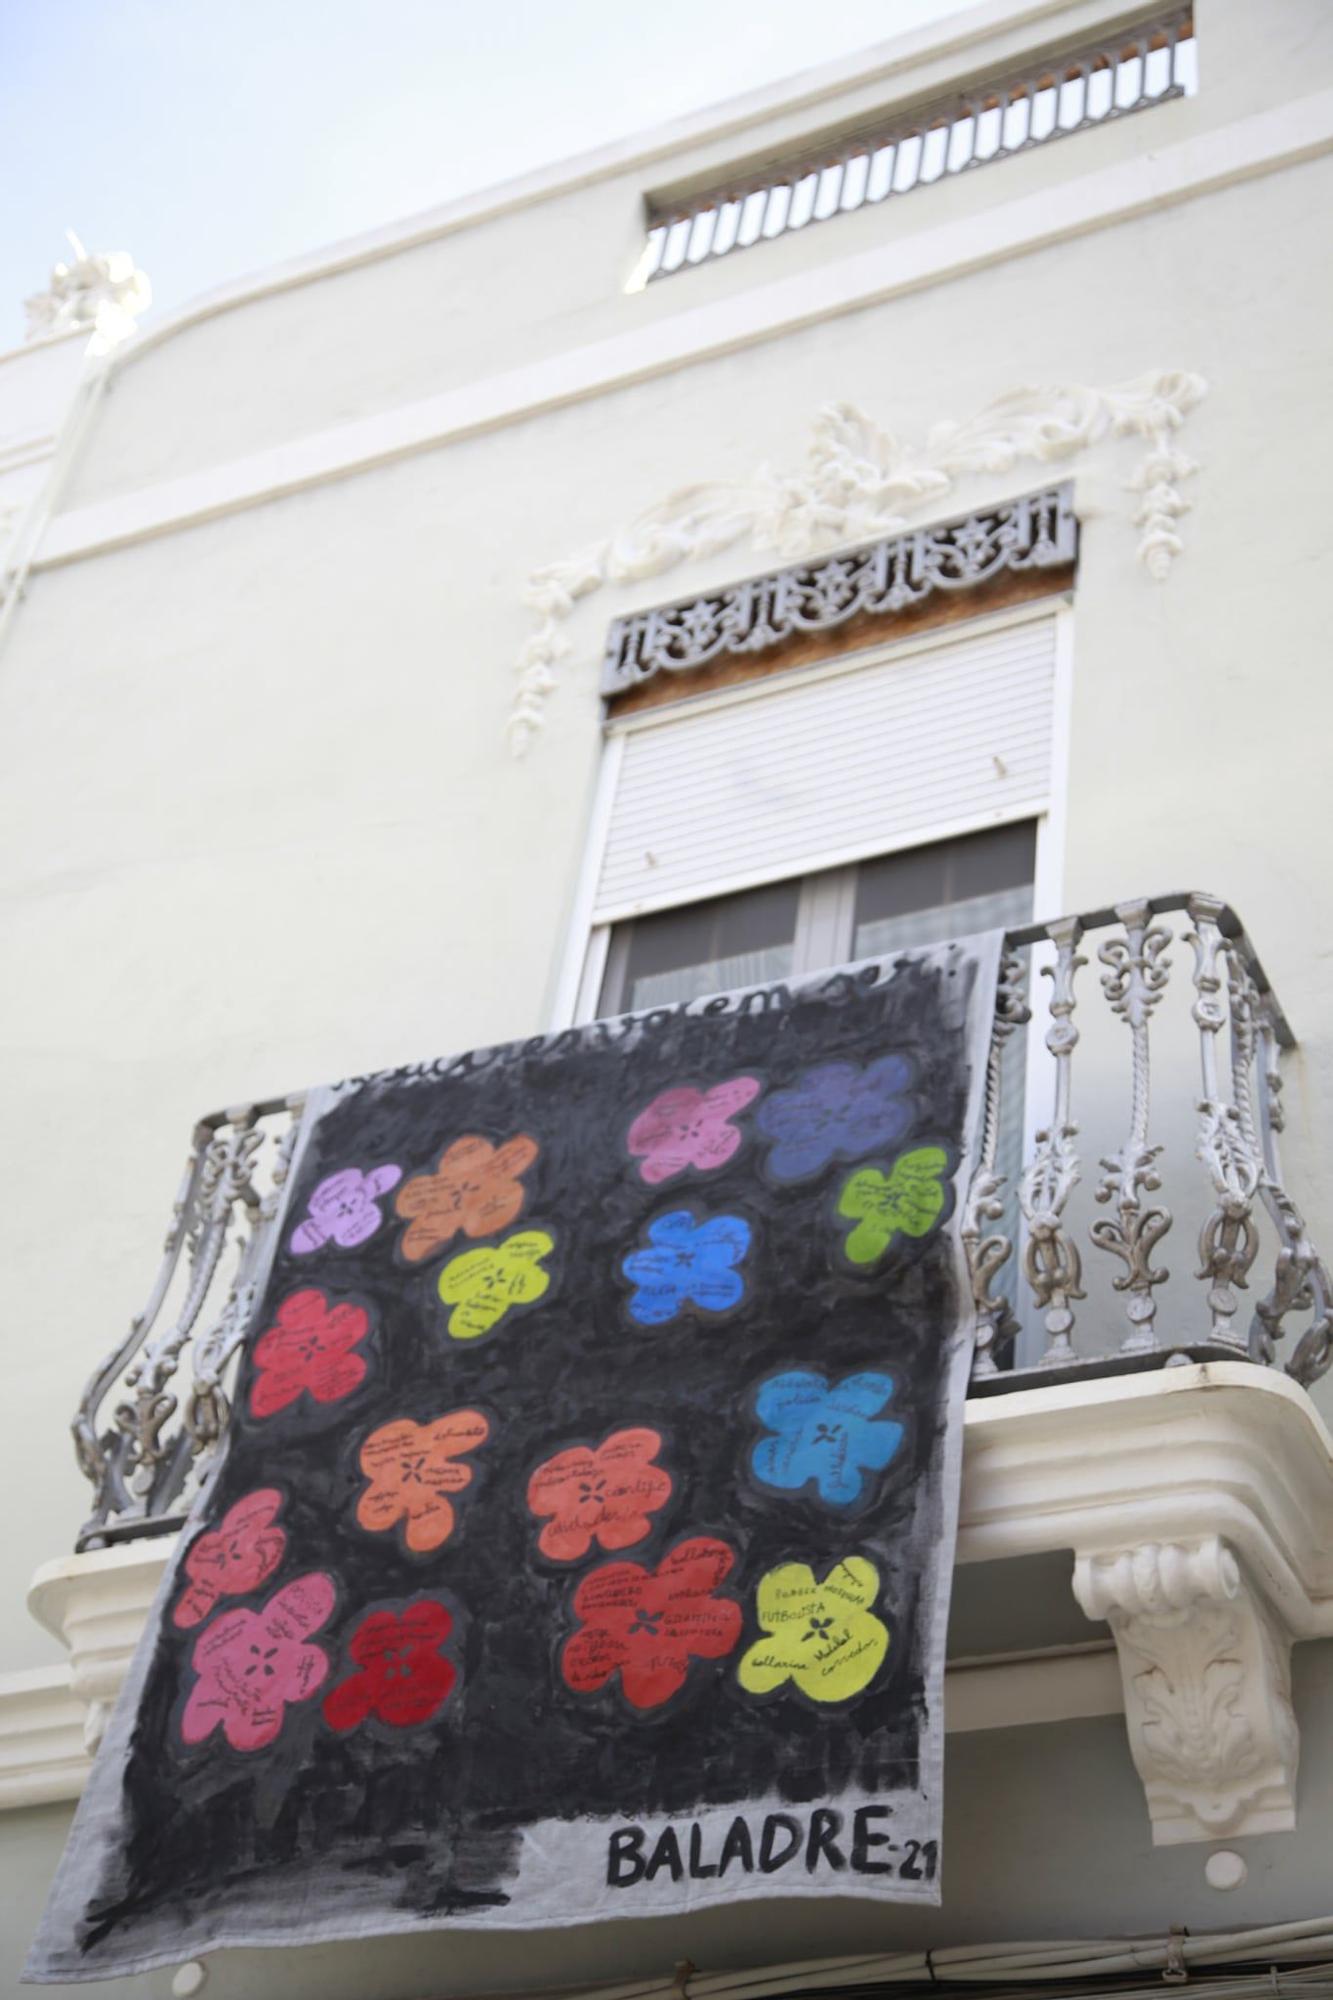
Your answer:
[738,1556,888,1703]
[436,1229,553,1340]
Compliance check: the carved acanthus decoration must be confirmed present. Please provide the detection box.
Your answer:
[602,486,1074,694]
[1091,902,1173,1353]
[511,371,1207,750]
[1074,1537,1298,1845]
[24,231,150,349]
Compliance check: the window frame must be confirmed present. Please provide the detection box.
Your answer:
[549,597,1074,1030]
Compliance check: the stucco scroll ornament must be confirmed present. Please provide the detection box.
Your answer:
[24,230,150,349]
[1074,1536,1298,1846]
[510,370,1207,751]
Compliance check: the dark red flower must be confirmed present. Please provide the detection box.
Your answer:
[561,1536,741,1710]
[172,1488,287,1629]
[249,1288,370,1419]
[322,1600,456,1732]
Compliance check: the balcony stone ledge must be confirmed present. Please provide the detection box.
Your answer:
[12,1363,1333,1843]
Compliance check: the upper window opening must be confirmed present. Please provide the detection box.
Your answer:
[633,7,1196,286]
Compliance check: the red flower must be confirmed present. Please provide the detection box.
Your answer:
[249,1289,370,1419]
[172,1489,287,1629]
[322,1600,456,1732]
[528,1427,671,1562]
[562,1537,741,1710]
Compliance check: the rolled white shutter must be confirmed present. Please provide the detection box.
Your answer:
[593,614,1057,922]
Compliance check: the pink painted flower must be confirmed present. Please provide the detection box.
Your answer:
[627,1078,762,1186]
[172,1488,287,1630]
[248,1289,370,1419]
[181,1573,335,1752]
[290,1164,402,1254]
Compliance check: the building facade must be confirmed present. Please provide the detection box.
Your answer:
[4,0,1333,1993]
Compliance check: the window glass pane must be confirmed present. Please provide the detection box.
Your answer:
[851,822,1035,957]
[606,878,800,1013]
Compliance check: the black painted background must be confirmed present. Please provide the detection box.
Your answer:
[89,953,980,1939]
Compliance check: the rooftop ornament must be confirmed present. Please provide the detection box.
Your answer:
[23,230,150,350]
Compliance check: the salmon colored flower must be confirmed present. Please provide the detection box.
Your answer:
[172,1489,287,1629]
[323,1600,456,1732]
[355,1410,490,1553]
[562,1536,741,1710]
[627,1077,761,1185]
[395,1134,539,1262]
[437,1229,553,1340]
[181,1573,335,1752]
[248,1289,370,1419]
[527,1427,671,1562]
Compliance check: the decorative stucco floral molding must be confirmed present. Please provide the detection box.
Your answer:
[509,370,1206,753]
[1074,1536,1298,1845]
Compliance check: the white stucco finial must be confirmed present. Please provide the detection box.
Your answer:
[23,229,151,349]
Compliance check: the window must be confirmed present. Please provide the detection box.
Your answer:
[599,822,1035,1014]
[633,8,1196,286]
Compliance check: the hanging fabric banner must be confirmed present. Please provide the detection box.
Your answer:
[29,933,1001,1982]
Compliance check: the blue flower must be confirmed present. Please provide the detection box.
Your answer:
[623,1211,751,1326]
[751,1370,903,1506]
[755,1056,914,1183]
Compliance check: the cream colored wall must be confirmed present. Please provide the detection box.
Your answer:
[56,0,1333,508]
[6,117,1333,1659]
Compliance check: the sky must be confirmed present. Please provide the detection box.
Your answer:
[0,0,968,348]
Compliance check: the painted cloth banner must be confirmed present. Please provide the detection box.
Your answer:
[29,935,1000,1982]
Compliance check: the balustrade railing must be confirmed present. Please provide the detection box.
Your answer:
[634,7,1195,286]
[71,893,1331,1546]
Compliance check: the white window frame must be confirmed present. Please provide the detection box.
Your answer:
[549,596,1074,1031]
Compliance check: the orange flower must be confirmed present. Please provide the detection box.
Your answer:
[395,1134,538,1263]
[355,1411,490,1552]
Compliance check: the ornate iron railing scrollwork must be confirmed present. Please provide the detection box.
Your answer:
[70,892,1333,1545]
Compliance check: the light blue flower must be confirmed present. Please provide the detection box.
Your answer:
[623,1211,751,1326]
[751,1370,903,1506]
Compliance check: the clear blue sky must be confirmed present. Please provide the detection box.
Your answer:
[0,0,965,347]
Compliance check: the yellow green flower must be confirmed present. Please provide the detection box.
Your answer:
[738,1556,888,1703]
[437,1229,553,1340]
[837,1147,948,1265]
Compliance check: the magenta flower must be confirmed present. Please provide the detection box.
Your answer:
[180,1573,336,1753]
[627,1077,761,1185]
[290,1164,403,1254]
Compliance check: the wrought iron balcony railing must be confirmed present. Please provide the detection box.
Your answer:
[71,892,1331,1549]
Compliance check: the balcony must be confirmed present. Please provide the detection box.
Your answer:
[13,892,1333,1859]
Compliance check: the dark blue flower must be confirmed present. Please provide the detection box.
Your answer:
[751,1370,903,1506]
[754,1055,914,1182]
[622,1211,751,1326]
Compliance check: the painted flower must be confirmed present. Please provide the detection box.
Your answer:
[290,1163,402,1254]
[627,1077,762,1185]
[755,1055,915,1182]
[323,1600,456,1732]
[437,1229,553,1340]
[562,1537,742,1710]
[738,1557,888,1704]
[172,1488,287,1629]
[356,1410,490,1552]
[528,1427,671,1562]
[248,1288,370,1418]
[751,1371,903,1507]
[180,1572,335,1752]
[395,1134,539,1262]
[622,1210,751,1325]
[837,1146,949,1264]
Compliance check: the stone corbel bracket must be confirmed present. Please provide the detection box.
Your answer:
[1073,1536,1297,1845]
[959,1361,1333,1848]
